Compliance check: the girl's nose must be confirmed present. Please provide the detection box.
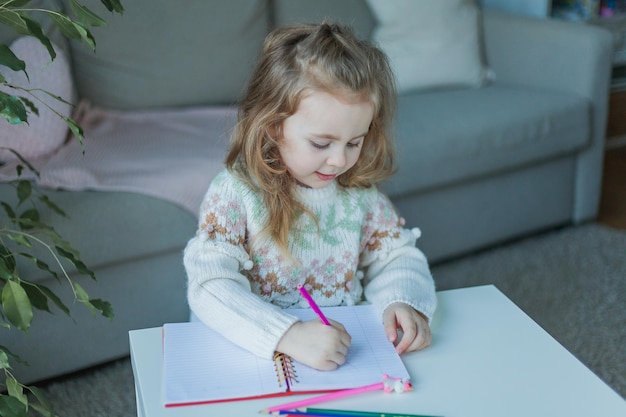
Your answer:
[327,147,347,168]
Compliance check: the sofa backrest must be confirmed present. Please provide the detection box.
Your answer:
[67,0,271,110]
[1,1,375,110]
[68,0,375,110]
[273,0,375,40]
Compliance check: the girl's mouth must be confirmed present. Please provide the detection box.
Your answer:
[316,172,336,181]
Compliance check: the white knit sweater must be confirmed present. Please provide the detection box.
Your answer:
[184,169,436,359]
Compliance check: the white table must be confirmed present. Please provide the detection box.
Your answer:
[129,285,626,417]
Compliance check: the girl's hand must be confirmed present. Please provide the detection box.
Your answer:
[383,302,431,354]
[276,319,351,371]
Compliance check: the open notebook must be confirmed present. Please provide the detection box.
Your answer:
[162,304,410,407]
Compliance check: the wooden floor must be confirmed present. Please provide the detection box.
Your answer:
[597,145,626,230]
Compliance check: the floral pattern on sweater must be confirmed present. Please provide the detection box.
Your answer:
[190,170,430,310]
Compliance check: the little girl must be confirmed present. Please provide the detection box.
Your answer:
[184,23,436,371]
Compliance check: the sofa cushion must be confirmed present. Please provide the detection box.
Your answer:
[67,0,270,109]
[0,36,74,162]
[273,0,376,39]
[0,187,197,283]
[0,105,235,215]
[366,0,488,94]
[382,84,590,197]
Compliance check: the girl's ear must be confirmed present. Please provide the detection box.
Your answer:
[267,124,277,139]
[267,122,282,143]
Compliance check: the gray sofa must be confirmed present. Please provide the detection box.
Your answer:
[0,0,613,383]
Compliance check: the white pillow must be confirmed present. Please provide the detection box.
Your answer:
[0,36,75,162]
[366,0,489,94]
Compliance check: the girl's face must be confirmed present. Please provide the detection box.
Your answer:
[278,89,374,189]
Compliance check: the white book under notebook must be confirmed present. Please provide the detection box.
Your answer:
[162,304,410,407]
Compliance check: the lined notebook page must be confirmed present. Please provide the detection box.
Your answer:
[163,322,283,405]
[288,305,410,391]
[162,304,409,405]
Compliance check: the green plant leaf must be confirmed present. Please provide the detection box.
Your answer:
[6,233,31,248]
[37,195,66,217]
[70,0,107,26]
[0,9,28,36]
[6,374,28,407]
[0,43,26,73]
[0,394,29,417]
[1,1,33,8]
[1,280,33,332]
[17,208,39,230]
[0,256,14,280]
[28,282,69,316]
[16,180,31,205]
[0,150,40,177]
[20,281,50,313]
[22,16,56,61]
[47,13,81,41]
[72,282,88,303]
[17,253,61,283]
[99,0,124,13]
[73,284,113,319]
[89,298,114,319]
[48,14,96,50]
[36,89,73,106]
[1,201,16,219]
[0,347,9,369]
[0,242,16,272]
[17,94,37,116]
[0,90,28,124]
[63,116,84,145]
[24,386,54,417]
[25,402,56,417]
[55,246,95,280]
[72,20,96,50]
[51,237,79,258]
[0,344,28,367]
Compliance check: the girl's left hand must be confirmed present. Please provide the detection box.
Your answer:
[383,302,431,354]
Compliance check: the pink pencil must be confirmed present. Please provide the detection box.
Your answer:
[298,284,331,326]
[263,382,385,413]
[262,376,411,413]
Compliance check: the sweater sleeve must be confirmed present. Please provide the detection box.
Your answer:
[360,191,437,321]
[184,172,299,359]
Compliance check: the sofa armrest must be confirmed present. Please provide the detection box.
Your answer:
[482,10,614,221]
[483,11,613,103]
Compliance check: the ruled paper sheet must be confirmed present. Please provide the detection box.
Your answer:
[162,322,283,405]
[162,305,409,405]
[288,305,410,391]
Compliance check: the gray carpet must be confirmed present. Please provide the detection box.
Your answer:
[31,223,626,417]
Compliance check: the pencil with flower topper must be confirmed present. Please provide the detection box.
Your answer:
[260,375,412,414]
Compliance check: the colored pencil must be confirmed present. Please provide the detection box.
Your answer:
[296,407,443,417]
[261,382,384,413]
[298,284,331,325]
[275,411,359,417]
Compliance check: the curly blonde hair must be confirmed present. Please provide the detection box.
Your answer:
[226,22,397,254]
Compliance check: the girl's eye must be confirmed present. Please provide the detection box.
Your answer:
[311,141,330,149]
[347,141,362,148]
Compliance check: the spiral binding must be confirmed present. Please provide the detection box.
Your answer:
[273,351,298,389]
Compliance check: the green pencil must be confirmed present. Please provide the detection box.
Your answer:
[297,407,443,417]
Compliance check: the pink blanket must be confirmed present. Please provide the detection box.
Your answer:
[0,104,238,217]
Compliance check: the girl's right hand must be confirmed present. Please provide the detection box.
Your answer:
[276,319,351,371]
